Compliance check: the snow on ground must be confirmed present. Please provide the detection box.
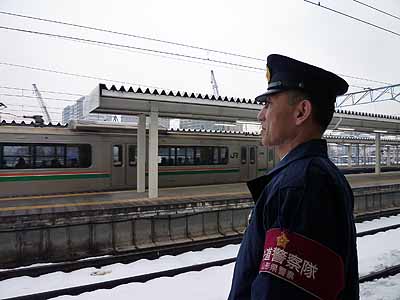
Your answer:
[360,274,400,300]
[356,214,400,233]
[53,264,236,300]
[53,264,400,300]
[358,229,400,276]
[0,245,240,299]
[2,215,400,299]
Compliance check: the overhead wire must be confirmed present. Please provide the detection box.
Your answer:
[0,10,264,62]
[0,85,84,97]
[335,74,391,86]
[1,102,65,111]
[0,107,61,114]
[0,111,22,118]
[0,93,77,102]
[56,36,263,74]
[0,62,165,90]
[353,0,400,21]
[304,0,400,39]
[0,25,264,71]
[0,22,391,86]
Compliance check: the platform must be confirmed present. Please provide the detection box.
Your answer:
[0,171,399,218]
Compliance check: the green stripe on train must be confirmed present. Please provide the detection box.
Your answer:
[0,168,241,182]
[153,168,240,176]
[0,173,110,182]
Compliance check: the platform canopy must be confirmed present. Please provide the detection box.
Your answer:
[85,84,259,122]
[86,84,400,134]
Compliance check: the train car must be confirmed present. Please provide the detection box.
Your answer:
[0,122,274,197]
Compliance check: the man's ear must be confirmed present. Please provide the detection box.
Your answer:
[294,99,312,125]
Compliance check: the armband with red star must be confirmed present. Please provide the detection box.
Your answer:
[259,228,344,300]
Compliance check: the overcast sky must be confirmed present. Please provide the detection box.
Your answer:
[1,0,400,122]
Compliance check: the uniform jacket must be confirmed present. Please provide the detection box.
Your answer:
[228,139,359,300]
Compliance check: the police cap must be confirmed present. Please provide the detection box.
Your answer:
[255,54,349,104]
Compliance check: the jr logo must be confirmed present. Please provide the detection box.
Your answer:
[230,152,239,159]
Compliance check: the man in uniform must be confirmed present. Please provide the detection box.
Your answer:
[228,54,359,300]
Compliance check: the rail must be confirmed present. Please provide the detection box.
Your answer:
[2,258,399,300]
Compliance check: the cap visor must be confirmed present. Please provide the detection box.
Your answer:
[255,88,285,103]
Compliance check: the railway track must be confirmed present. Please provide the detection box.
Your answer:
[0,234,243,281]
[3,257,400,300]
[354,207,400,223]
[1,219,399,282]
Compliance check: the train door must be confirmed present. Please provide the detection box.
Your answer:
[112,144,137,188]
[112,144,125,187]
[239,145,258,181]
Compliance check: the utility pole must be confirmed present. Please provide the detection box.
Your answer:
[210,70,220,98]
[32,84,52,123]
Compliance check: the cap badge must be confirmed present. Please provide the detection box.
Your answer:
[265,65,271,83]
[276,232,290,248]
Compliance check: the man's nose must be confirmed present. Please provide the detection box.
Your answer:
[257,107,265,122]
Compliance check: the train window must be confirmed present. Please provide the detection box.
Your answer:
[241,147,247,164]
[0,143,91,169]
[213,147,219,164]
[176,147,186,165]
[186,147,194,165]
[194,147,201,165]
[128,145,136,166]
[36,145,65,168]
[220,147,228,164]
[157,146,228,166]
[158,147,170,166]
[113,145,123,167]
[197,147,213,165]
[250,147,256,164]
[3,145,30,157]
[2,145,32,169]
[169,147,176,165]
[66,145,91,168]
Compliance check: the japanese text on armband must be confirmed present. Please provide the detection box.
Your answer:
[259,228,344,300]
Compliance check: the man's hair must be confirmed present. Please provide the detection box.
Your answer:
[288,89,335,133]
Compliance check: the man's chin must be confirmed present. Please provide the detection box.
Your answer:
[261,138,271,147]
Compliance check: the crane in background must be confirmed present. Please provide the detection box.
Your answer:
[32,83,52,123]
[210,70,220,98]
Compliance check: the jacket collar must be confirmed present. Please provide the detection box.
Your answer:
[247,139,328,202]
[267,139,328,177]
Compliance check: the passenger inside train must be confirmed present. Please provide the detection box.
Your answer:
[15,157,28,169]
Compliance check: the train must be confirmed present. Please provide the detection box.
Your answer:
[0,120,399,197]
